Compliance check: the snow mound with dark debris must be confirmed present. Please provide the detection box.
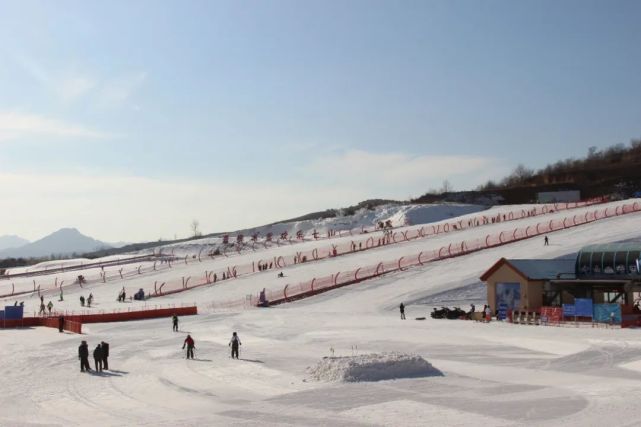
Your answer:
[308,352,442,382]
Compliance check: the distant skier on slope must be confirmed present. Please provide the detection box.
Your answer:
[544,236,549,246]
[172,314,179,332]
[229,332,241,359]
[399,302,406,320]
[183,335,195,359]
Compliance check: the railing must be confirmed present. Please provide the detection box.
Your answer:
[146,197,614,300]
[202,199,640,311]
[0,196,610,300]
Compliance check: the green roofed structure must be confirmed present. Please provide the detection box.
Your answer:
[575,243,641,278]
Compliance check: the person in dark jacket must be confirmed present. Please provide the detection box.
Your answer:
[93,344,103,372]
[399,302,406,320]
[183,335,195,359]
[172,314,179,332]
[101,341,110,370]
[78,340,90,372]
[229,332,241,359]
[58,315,64,333]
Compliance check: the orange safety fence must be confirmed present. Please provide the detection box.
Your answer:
[147,197,615,301]
[0,196,610,300]
[201,199,641,310]
[1,305,197,332]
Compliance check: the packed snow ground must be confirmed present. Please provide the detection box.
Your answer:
[2,200,641,426]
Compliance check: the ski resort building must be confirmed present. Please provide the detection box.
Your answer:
[481,243,641,321]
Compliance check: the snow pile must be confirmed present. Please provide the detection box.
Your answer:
[384,203,486,227]
[308,353,441,382]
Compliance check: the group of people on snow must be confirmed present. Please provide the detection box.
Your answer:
[78,340,110,373]
[181,332,242,360]
[38,295,55,316]
[79,293,94,307]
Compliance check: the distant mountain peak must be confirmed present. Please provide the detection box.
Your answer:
[0,228,111,259]
[0,234,31,251]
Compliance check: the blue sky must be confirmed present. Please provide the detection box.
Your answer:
[0,0,640,242]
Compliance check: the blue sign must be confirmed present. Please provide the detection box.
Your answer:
[496,282,520,310]
[3,305,23,320]
[498,303,508,320]
[593,304,621,323]
[563,304,575,317]
[575,298,593,317]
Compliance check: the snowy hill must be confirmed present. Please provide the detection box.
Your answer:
[159,203,487,255]
[3,200,641,426]
[0,228,111,259]
[0,234,30,251]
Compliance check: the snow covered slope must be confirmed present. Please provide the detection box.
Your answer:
[2,200,641,426]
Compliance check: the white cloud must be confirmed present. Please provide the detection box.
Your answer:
[8,50,145,108]
[57,76,96,103]
[0,111,109,141]
[0,172,362,242]
[306,149,505,196]
[97,72,147,108]
[0,151,510,242]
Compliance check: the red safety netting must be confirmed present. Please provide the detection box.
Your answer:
[0,196,612,301]
[203,200,640,310]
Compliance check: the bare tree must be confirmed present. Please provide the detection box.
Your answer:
[190,219,202,238]
[440,180,453,193]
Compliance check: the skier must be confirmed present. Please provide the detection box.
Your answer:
[80,295,85,307]
[78,340,90,372]
[544,236,549,246]
[101,341,110,370]
[38,302,46,315]
[93,344,103,372]
[399,302,406,320]
[229,332,241,359]
[47,301,53,315]
[58,315,64,333]
[87,293,93,307]
[485,305,492,322]
[59,289,64,302]
[182,335,195,359]
[172,314,179,332]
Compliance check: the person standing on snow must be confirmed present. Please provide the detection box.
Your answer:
[101,341,110,370]
[484,305,492,322]
[58,315,65,333]
[399,303,406,320]
[183,334,195,359]
[544,236,549,246]
[172,314,179,332]
[229,332,241,359]
[78,340,91,372]
[93,344,103,372]
[47,301,53,315]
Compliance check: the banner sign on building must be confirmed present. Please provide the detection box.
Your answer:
[575,298,593,317]
[498,303,508,320]
[562,304,575,317]
[593,304,622,324]
[495,282,520,310]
